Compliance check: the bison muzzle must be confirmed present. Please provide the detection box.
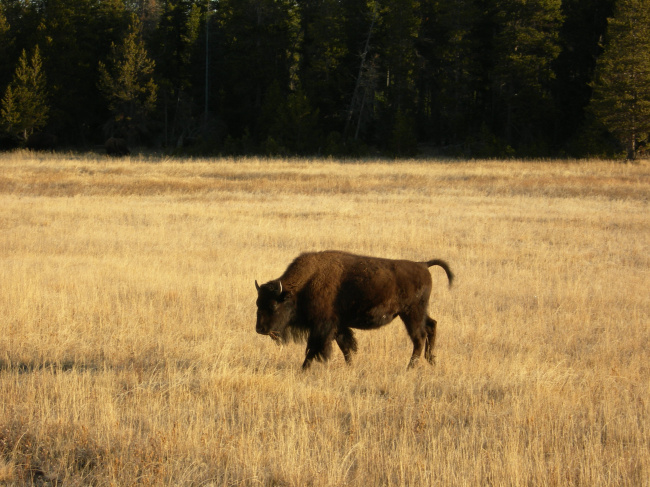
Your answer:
[255,250,453,369]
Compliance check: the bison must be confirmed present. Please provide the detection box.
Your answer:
[105,137,130,156]
[255,250,454,369]
[26,132,58,151]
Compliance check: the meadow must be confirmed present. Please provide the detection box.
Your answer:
[0,151,648,486]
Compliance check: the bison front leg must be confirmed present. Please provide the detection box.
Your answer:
[302,327,336,370]
[408,335,426,368]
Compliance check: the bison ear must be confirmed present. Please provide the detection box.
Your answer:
[255,280,260,292]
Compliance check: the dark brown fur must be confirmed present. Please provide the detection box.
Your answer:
[105,137,130,156]
[255,250,453,369]
[26,133,58,151]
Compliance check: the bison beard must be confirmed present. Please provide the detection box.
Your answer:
[255,250,454,369]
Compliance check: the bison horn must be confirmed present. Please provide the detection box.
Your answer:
[255,280,260,291]
[278,281,282,294]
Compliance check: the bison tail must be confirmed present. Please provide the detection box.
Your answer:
[425,259,454,287]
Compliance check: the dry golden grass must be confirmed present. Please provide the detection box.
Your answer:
[0,150,648,486]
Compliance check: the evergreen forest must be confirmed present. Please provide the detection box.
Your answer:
[1,0,649,158]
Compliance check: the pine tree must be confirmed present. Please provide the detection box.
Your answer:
[0,45,49,142]
[265,86,320,155]
[214,0,301,140]
[0,4,12,89]
[151,0,202,146]
[417,0,482,147]
[553,0,615,150]
[17,0,133,142]
[297,0,349,135]
[376,0,422,147]
[153,0,201,96]
[98,17,158,140]
[589,0,650,160]
[343,2,378,141]
[490,0,563,152]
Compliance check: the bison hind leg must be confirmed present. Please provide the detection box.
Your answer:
[335,327,358,364]
[424,316,437,364]
[401,310,429,369]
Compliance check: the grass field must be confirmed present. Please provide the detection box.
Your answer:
[0,151,648,486]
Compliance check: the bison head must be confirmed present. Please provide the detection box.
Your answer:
[255,280,296,341]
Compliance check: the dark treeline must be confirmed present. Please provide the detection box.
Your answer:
[1,0,648,158]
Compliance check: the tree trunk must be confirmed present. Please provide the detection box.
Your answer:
[344,8,377,139]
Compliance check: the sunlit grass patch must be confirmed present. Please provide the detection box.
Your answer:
[0,153,648,485]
